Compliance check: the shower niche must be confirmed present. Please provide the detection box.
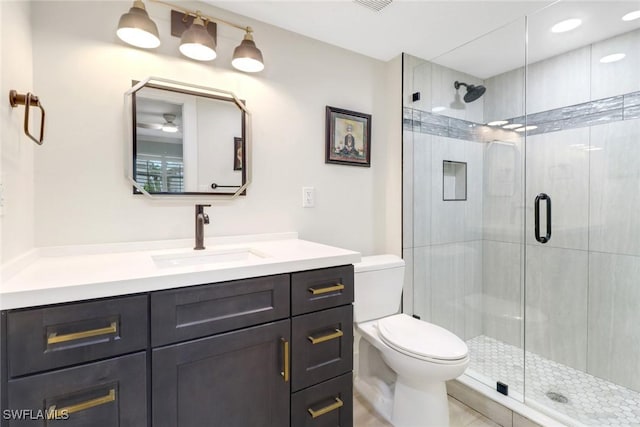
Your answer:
[442,160,467,201]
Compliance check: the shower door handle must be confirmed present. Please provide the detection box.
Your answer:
[534,193,552,244]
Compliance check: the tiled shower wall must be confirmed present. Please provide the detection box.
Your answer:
[403,26,640,393]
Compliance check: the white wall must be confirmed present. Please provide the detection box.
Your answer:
[20,1,401,257]
[1,1,35,264]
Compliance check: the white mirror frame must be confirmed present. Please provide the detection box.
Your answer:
[124,77,251,200]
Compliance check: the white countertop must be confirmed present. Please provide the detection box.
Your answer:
[0,233,361,310]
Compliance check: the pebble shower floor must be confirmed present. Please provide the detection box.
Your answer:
[466,335,640,426]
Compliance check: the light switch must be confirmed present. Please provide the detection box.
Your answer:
[302,187,315,208]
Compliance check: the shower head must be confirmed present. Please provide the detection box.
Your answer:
[454,81,486,103]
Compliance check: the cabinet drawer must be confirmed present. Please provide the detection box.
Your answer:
[291,373,353,427]
[291,265,354,316]
[292,305,353,392]
[7,295,148,377]
[151,274,289,347]
[6,352,147,427]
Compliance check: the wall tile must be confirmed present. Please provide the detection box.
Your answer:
[588,252,640,392]
[402,130,414,249]
[484,67,525,124]
[402,248,414,315]
[590,119,640,256]
[591,28,640,100]
[525,127,589,250]
[483,139,525,244]
[526,46,591,114]
[412,245,431,322]
[464,241,483,340]
[525,245,588,371]
[482,240,523,348]
[431,136,466,245]
[465,141,484,242]
[413,133,432,247]
[430,243,466,338]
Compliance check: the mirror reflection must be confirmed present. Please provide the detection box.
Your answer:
[131,81,247,196]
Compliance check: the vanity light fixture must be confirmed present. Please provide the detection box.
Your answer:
[515,125,538,132]
[622,10,640,21]
[431,106,447,112]
[117,1,161,49]
[179,12,217,61]
[487,120,509,126]
[117,0,265,72]
[551,18,582,33]
[600,53,626,63]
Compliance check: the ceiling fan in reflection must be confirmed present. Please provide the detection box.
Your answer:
[137,114,179,133]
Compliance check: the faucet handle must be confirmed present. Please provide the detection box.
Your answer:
[203,213,210,224]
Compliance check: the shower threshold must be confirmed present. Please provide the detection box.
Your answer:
[465,335,640,426]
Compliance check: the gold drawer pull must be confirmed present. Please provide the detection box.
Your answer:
[308,329,344,345]
[308,397,344,419]
[47,322,118,345]
[49,389,116,417]
[308,283,344,295]
[281,338,289,382]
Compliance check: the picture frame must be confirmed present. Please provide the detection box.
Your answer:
[233,137,243,171]
[325,106,371,167]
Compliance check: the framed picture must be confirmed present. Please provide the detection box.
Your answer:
[233,137,243,171]
[325,106,371,167]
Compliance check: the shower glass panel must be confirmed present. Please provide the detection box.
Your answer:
[403,17,527,402]
[524,2,640,424]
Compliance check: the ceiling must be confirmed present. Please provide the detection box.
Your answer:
[208,1,640,79]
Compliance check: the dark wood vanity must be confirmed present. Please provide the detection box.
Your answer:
[0,265,354,426]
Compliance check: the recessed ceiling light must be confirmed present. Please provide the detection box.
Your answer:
[551,18,582,33]
[432,106,447,112]
[515,125,538,132]
[600,53,626,63]
[622,10,640,21]
[503,123,523,129]
[487,120,509,126]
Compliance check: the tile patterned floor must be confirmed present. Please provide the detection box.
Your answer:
[467,335,640,426]
[354,392,500,427]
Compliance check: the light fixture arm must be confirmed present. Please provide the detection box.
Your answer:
[149,0,249,33]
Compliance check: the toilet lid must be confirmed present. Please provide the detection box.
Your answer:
[377,314,468,361]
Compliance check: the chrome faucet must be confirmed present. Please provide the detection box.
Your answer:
[194,204,211,250]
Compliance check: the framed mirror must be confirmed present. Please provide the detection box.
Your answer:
[125,78,250,198]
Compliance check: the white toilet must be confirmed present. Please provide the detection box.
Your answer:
[354,255,469,427]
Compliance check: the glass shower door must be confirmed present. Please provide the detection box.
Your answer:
[404,17,528,402]
[524,2,640,424]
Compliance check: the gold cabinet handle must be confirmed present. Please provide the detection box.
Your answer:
[308,397,344,419]
[49,389,116,417]
[308,283,345,295]
[308,329,343,345]
[280,338,289,382]
[47,322,118,345]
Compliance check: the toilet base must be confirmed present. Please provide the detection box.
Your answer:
[392,379,449,427]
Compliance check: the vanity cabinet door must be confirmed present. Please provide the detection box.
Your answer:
[6,352,147,427]
[291,305,353,391]
[291,265,354,316]
[152,319,290,427]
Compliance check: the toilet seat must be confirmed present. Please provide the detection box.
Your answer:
[377,314,468,364]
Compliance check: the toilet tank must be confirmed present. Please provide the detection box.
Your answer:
[354,255,405,323]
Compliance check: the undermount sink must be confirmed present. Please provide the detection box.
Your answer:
[152,247,269,268]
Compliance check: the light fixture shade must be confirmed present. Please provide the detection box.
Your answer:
[117,1,160,49]
[179,17,217,61]
[232,32,264,73]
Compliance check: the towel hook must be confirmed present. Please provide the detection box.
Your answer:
[9,90,45,145]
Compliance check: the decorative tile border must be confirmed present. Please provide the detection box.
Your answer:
[404,90,640,141]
